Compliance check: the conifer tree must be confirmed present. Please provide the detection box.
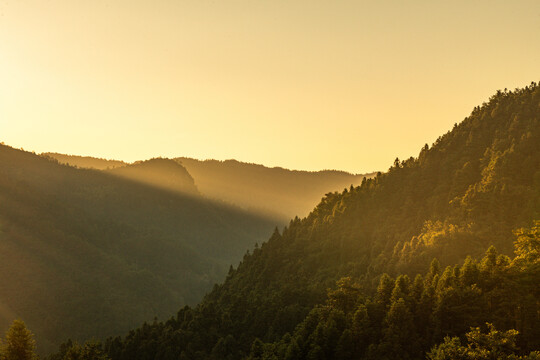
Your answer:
[3,320,37,360]
[376,274,394,307]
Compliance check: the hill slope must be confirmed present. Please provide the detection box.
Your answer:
[105,158,199,196]
[0,146,276,353]
[43,153,375,221]
[93,83,539,359]
[176,158,375,219]
[43,152,126,170]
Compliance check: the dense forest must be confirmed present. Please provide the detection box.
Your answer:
[60,223,537,360]
[0,146,277,353]
[43,83,538,359]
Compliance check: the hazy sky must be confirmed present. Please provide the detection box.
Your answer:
[1,1,539,173]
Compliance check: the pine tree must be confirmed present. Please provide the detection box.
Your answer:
[381,298,420,359]
[376,274,394,307]
[3,320,37,360]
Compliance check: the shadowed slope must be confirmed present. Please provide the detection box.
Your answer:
[0,145,276,354]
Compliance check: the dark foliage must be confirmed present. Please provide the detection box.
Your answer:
[254,227,540,359]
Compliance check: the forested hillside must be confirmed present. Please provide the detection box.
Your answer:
[176,158,375,219]
[94,224,539,360]
[0,146,276,353]
[64,83,540,359]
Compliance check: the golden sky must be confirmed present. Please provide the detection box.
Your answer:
[1,0,539,173]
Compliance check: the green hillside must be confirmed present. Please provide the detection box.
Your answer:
[74,83,540,359]
[0,146,276,353]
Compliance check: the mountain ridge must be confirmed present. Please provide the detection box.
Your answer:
[43,152,375,220]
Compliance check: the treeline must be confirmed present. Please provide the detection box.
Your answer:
[0,319,111,360]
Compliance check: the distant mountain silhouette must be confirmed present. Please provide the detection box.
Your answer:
[106,158,199,196]
[44,152,375,220]
[176,157,376,219]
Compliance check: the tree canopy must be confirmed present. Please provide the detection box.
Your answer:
[2,320,37,360]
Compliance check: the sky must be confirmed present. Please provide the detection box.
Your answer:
[1,0,539,174]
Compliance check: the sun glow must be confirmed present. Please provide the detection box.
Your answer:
[1,0,539,173]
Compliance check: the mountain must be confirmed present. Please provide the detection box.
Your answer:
[43,152,126,170]
[106,158,199,196]
[44,153,375,221]
[175,157,375,219]
[0,145,277,353]
[84,83,539,359]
